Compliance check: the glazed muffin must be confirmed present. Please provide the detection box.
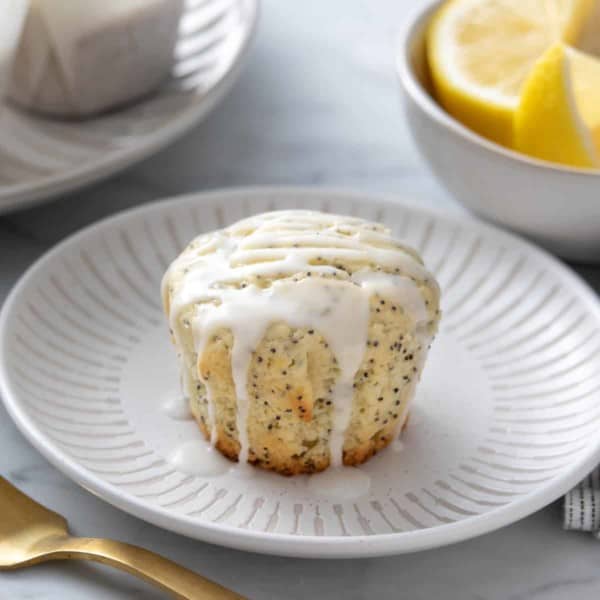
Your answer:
[162,210,441,475]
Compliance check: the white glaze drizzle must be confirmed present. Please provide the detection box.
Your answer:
[162,210,437,469]
[161,395,192,421]
[206,390,218,445]
[168,439,230,476]
[392,439,405,453]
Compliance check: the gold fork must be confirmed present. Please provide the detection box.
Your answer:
[0,477,245,599]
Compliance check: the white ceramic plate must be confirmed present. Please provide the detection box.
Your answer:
[2,188,600,558]
[0,0,258,214]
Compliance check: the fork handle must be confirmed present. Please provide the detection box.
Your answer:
[37,536,245,600]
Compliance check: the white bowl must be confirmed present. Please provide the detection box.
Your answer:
[396,0,600,263]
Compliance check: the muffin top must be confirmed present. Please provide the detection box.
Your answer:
[162,210,440,466]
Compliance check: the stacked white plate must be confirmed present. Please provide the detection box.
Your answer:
[0,0,258,214]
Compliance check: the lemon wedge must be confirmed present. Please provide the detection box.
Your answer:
[570,45,600,150]
[514,43,599,168]
[427,0,593,146]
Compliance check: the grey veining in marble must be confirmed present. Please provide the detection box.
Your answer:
[0,1,599,599]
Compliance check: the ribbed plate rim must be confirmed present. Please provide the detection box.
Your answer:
[1,186,600,558]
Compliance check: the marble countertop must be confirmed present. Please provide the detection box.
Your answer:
[1,1,600,598]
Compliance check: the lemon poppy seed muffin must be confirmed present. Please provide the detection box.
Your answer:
[162,210,441,475]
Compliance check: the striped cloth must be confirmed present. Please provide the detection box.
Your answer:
[564,469,600,537]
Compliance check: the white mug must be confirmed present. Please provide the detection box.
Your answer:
[0,0,29,106]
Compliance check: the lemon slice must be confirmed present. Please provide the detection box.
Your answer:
[514,43,599,168]
[570,46,600,149]
[427,0,593,146]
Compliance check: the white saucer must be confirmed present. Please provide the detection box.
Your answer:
[0,0,258,214]
[2,187,600,558]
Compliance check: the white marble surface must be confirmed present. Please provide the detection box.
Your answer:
[1,1,600,599]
